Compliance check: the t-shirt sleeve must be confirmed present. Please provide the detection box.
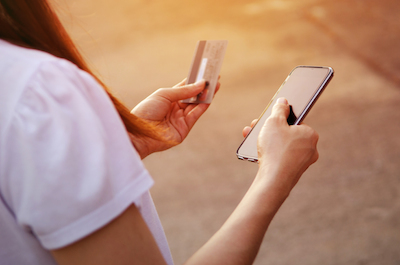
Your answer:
[1,59,154,249]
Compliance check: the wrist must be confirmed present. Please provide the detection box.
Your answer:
[252,163,292,210]
[128,133,151,159]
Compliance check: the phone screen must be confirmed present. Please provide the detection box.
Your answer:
[237,66,334,162]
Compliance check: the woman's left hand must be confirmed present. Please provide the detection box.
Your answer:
[130,78,219,159]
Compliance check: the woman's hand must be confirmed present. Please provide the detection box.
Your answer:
[131,79,219,159]
[242,98,319,200]
[255,97,319,201]
[185,98,320,265]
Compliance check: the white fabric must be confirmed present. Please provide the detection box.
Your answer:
[0,40,173,265]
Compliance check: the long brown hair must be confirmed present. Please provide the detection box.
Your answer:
[0,0,160,140]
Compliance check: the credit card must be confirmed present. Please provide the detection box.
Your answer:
[182,40,228,104]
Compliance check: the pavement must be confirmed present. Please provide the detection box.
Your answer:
[56,0,400,264]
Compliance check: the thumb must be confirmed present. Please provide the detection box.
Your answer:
[270,97,290,121]
[156,79,206,102]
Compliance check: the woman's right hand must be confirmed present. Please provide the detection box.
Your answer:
[184,99,320,265]
[255,97,319,200]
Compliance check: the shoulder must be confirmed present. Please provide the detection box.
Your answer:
[0,39,99,95]
[0,39,112,136]
[0,40,129,160]
[0,39,147,198]
[0,42,154,250]
[0,39,65,79]
[0,39,105,94]
[0,39,68,64]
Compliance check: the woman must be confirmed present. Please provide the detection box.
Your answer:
[0,0,319,264]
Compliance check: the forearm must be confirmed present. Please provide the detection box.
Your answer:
[184,168,289,265]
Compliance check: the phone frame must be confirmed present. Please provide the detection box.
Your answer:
[236,65,334,163]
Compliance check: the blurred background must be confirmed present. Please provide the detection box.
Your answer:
[55,0,400,264]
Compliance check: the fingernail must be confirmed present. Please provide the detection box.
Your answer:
[277,97,288,104]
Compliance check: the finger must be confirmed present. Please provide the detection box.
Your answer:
[270,97,290,120]
[157,79,206,103]
[250,119,258,128]
[183,102,197,116]
[185,103,210,130]
[191,80,220,102]
[242,119,258,137]
[242,126,252,137]
[199,81,220,103]
[181,80,220,129]
[178,79,221,109]
[197,88,209,101]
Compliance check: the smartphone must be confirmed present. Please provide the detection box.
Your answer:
[236,65,334,162]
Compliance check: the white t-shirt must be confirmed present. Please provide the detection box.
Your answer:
[0,40,173,265]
